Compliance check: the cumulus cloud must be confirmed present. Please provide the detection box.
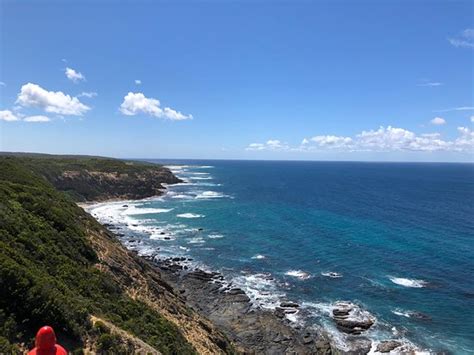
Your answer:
[16,83,90,116]
[78,91,97,98]
[0,110,20,121]
[246,139,289,151]
[119,92,192,120]
[246,126,474,154]
[449,29,474,49]
[310,135,353,148]
[65,67,86,83]
[135,79,142,85]
[0,109,50,123]
[430,117,446,125]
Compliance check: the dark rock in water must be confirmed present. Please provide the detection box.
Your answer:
[280,301,299,308]
[409,311,431,321]
[132,224,138,227]
[376,340,402,353]
[332,302,375,335]
[164,237,171,240]
[198,228,204,231]
[275,307,298,319]
[122,204,128,207]
[160,232,165,235]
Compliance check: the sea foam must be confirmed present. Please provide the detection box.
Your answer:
[390,277,427,288]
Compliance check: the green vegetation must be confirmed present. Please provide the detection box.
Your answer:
[0,153,180,202]
[0,156,195,354]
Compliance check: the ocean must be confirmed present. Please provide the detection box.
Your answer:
[87,160,474,353]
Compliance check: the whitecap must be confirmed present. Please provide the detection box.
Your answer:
[188,237,205,244]
[233,272,285,309]
[195,191,226,199]
[208,234,224,239]
[389,277,427,288]
[189,176,213,180]
[123,206,173,215]
[391,309,412,318]
[251,254,266,259]
[171,194,194,199]
[285,270,311,280]
[322,271,343,278]
[177,213,205,218]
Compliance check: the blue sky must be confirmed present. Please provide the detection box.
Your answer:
[1,0,473,161]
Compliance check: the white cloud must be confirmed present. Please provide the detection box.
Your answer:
[65,67,86,83]
[119,92,192,120]
[454,126,474,151]
[430,117,446,125]
[470,116,474,123]
[78,91,97,98]
[245,139,289,151]
[135,79,142,85]
[0,110,20,121]
[0,110,51,123]
[417,82,443,87]
[24,115,51,122]
[0,81,5,87]
[436,106,474,113]
[16,83,90,116]
[449,29,474,49]
[246,125,474,154]
[310,135,353,148]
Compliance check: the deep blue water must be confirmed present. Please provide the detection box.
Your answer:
[89,160,474,353]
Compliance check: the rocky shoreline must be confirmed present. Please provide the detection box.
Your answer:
[92,207,428,354]
[147,256,332,354]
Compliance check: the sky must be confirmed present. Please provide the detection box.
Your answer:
[0,0,473,162]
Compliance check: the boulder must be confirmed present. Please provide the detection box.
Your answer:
[376,340,402,353]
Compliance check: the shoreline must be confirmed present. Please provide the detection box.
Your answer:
[79,199,333,353]
[80,191,428,354]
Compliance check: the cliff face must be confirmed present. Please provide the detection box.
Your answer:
[0,155,232,354]
[53,167,181,201]
[7,154,182,202]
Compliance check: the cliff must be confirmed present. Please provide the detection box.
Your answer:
[4,153,181,202]
[0,155,232,354]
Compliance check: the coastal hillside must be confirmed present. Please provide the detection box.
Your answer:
[2,153,181,202]
[0,155,233,354]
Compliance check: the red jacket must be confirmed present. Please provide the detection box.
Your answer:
[28,326,67,355]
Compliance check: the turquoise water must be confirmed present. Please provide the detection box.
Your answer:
[89,161,474,353]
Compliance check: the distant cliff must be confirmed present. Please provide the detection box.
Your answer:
[3,153,181,201]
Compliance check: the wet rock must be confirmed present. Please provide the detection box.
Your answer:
[376,340,402,353]
[409,311,431,321]
[302,333,313,344]
[227,288,246,295]
[122,204,128,207]
[332,302,375,335]
[280,301,299,308]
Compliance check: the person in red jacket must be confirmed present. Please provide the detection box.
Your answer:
[28,326,67,355]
